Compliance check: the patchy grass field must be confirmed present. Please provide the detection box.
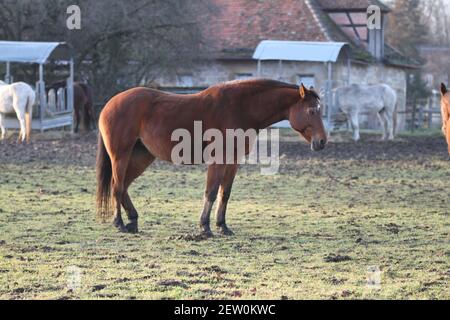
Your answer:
[0,131,449,300]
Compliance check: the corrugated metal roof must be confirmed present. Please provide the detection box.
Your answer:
[0,41,68,64]
[253,40,349,62]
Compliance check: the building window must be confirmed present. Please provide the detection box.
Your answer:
[297,75,315,89]
[235,73,253,80]
[177,74,194,87]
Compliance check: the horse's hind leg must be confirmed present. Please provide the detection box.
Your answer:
[86,102,97,130]
[378,109,388,140]
[122,142,155,233]
[215,164,239,235]
[17,113,26,143]
[74,105,81,133]
[384,109,395,140]
[111,155,132,232]
[121,193,139,233]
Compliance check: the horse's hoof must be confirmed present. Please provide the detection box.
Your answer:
[200,229,214,238]
[125,222,139,234]
[113,221,127,233]
[116,225,128,233]
[218,226,234,236]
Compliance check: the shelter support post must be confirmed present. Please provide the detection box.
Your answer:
[67,58,75,133]
[346,49,351,85]
[5,62,12,83]
[326,62,333,131]
[277,60,283,80]
[38,64,46,133]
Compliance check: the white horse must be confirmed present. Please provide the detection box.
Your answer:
[0,80,36,142]
[333,83,397,141]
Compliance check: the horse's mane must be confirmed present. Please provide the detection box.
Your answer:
[206,78,319,99]
[214,78,298,90]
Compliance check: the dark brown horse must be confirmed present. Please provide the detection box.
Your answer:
[96,79,327,235]
[441,83,450,155]
[48,81,96,133]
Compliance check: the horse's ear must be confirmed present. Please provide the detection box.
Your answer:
[299,83,307,99]
[441,83,448,95]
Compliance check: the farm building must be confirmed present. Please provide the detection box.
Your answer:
[153,0,419,130]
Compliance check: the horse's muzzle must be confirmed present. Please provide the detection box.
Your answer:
[311,139,326,151]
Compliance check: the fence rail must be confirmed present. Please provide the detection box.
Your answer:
[406,98,442,132]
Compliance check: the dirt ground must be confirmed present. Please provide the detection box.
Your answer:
[1,130,448,166]
[0,130,448,299]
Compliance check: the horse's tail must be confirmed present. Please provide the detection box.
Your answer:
[25,91,35,142]
[96,132,113,221]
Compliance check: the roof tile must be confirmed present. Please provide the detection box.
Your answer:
[204,0,328,55]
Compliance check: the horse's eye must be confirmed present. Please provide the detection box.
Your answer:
[309,109,316,116]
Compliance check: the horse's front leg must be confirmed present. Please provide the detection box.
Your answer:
[216,164,239,236]
[445,122,450,155]
[200,164,226,237]
[0,114,5,140]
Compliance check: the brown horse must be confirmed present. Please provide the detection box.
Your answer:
[441,83,450,155]
[48,81,96,133]
[96,79,327,235]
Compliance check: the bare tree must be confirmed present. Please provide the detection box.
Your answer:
[0,0,214,100]
[422,0,450,44]
[386,0,429,59]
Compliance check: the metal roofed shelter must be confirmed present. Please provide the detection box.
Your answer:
[0,41,74,132]
[253,41,351,128]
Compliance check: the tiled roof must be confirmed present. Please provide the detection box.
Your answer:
[203,0,328,58]
[203,0,416,67]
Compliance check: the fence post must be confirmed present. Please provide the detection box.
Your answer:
[418,105,424,130]
[38,63,46,133]
[427,98,432,129]
[411,98,416,132]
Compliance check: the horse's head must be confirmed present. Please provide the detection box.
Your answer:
[288,83,327,151]
[441,83,449,108]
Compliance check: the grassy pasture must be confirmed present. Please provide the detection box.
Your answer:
[0,131,448,299]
